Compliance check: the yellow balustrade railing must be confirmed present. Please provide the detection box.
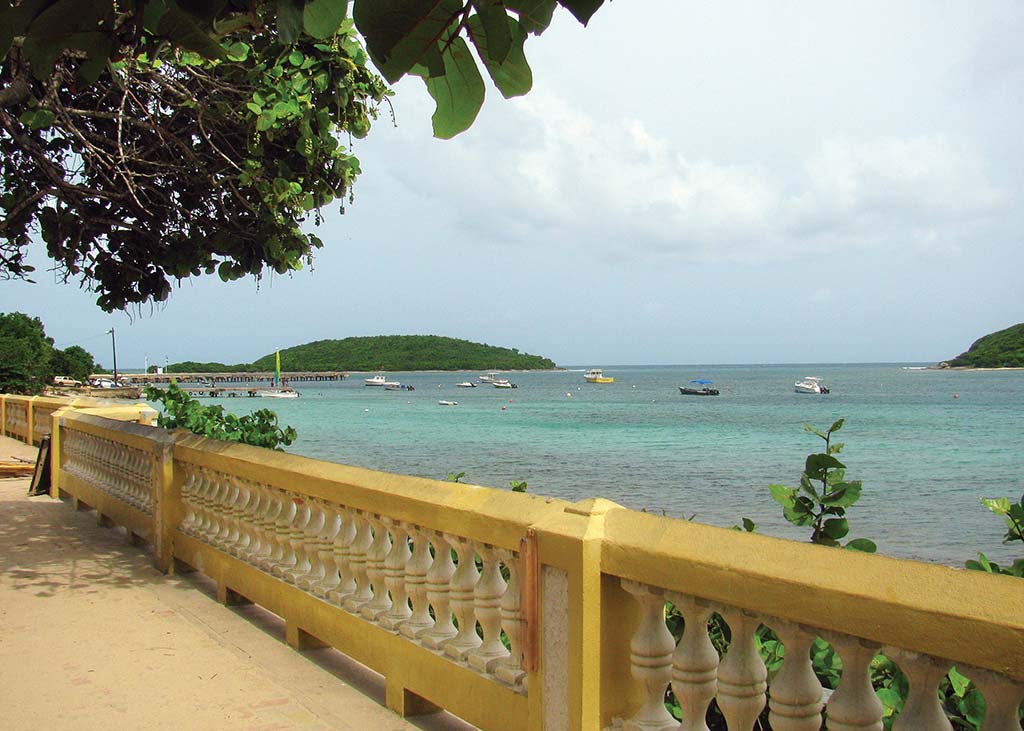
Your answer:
[2,399,1020,731]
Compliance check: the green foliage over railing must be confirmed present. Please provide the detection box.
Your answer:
[145,383,296,451]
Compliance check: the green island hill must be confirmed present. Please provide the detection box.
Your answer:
[167,336,558,373]
[942,322,1024,368]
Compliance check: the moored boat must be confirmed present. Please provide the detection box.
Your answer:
[679,379,719,396]
[455,382,477,388]
[584,368,614,383]
[493,379,517,389]
[364,374,388,386]
[438,400,459,406]
[385,383,415,391]
[478,371,501,383]
[258,388,300,398]
[795,377,830,394]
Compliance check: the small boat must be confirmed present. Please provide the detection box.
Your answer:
[385,383,415,391]
[455,381,477,388]
[794,377,830,394]
[478,371,501,383]
[364,374,388,386]
[679,379,719,396]
[493,379,517,389]
[438,400,459,406]
[259,388,300,398]
[584,368,614,383]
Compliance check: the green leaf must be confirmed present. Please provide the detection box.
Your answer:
[303,0,347,39]
[822,481,863,507]
[246,102,262,115]
[157,6,227,59]
[288,49,305,66]
[827,418,845,434]
[821,517,850,540]
[798,473,819,500]
[845,538,877,553]
[805,453,844,480]
[505,0,557,35]
[354,0,463,84]
[769,484,796,508]
[981,497,1011,515]
[470,0,512,64]
[277,0,304,44]
[558,0,605,26]
[468,15,533,98]
[415,36,486,139]
[947,666,970,696]
[19,108,56,130]
[803,423,826,439]
[226,41,250,61]
[741,517,757,532]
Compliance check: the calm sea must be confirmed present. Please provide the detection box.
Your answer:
[183,364,1024,566]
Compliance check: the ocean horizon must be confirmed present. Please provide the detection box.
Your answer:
[158,362,1024,568]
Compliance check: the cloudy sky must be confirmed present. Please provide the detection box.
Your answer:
[2,0,1021,369]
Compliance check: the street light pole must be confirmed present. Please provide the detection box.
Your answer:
[108,328,118,385]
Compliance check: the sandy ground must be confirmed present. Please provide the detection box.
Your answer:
[0,437,472,731]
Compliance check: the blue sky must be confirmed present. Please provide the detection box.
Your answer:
[2,1,1021,369]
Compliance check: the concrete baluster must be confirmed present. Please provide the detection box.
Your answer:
[201,473,226,543]
[282,498,312,582]
[717,609,767,730]
[621,579,677,731]
[235,484,261,561]
[380,521,413,629]
[227,480,252,556]
[179,466,198,535]
[767,622,824,731]
[493,549,526,687]
[328,508,359,605]
[444,536,483,660]
[966,667,1024,731]
[891,652,953,731]
[360,515,393,620]
[303,499,329,589]
[824,635,883,731]
[192,469,212,538]
[666,593,718,731]
[343,512,374,611]
[468,544,511,673]
[310,503,342,596]
[256,489,283,570]
[218,478,242,550]
[399,526,435,639]
[420,533,458,650]
[268,494,297,574]
[291,498,321,586]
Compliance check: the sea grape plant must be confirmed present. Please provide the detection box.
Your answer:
[145,382,296,450]
[966,494,1024,577]
[767,418,877,552]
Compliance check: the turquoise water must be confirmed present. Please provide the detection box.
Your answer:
[186,364,1024,566]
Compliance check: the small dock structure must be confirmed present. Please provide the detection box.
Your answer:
[99,371,347,385]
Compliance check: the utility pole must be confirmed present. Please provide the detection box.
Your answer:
[108,328,118,385]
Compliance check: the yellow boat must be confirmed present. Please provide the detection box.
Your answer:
[584,368,614,383]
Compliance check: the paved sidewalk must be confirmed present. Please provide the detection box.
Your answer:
[0,437,471,731]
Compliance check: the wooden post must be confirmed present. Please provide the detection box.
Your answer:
[519,527,539,673]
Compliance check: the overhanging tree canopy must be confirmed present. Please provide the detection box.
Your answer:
[0,1,605,310]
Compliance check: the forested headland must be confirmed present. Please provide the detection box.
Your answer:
[168,336,557,373]
[945,323,1024,368]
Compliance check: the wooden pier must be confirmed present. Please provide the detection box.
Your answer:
[96,371,347,385]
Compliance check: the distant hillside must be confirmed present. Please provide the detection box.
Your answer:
[946,323,1024,368]
[164,336,555,373]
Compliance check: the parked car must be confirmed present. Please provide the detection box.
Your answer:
[53,375,83,387]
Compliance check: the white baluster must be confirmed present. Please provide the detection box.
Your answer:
[298,500,329,591]
[361,516,393,620]
[328,508,358,605]
[890,651,953,731]
[468,545,511,673]
[824,635,883,731]
[256,489,284,570]
[400,526,435,639]
[494,550,526,687]
[380,521,413,629]
[717,609,767,730]
[283,498,313,583]
[420,533,458,650]
[621,580,677,731]
[311,503,342,597]
[179,467,198,534]
[268,494,297,575]
[216,478,241,550]
[966,667,1024,731]
[768,621,823,731]
[444,536,482,660]
[343,512,374,611]
[235,484,260,561]
[666,593,718,731]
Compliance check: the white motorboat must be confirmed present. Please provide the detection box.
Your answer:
[385,383,415,391]
[795,377,830,394]
[584,368,614,383]
[478,371,501,383]
[455,382,477,388]
[364,374,388,386]
[438,400,459,406]
[493,379,517,389]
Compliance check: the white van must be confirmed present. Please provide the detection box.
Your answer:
[53,376,83,387]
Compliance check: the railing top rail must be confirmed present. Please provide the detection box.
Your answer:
[59,411,171,451]
[175,434,571,551]
[601,508,1024,680]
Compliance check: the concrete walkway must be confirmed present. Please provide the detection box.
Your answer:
[0,436,472,731]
